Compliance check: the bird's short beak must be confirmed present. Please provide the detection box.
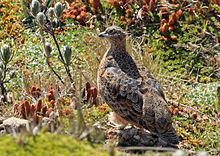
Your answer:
[98,32,107,37]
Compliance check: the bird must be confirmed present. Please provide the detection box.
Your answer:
[97,26,179,145]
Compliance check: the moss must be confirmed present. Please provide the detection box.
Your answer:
[0,133,108,156]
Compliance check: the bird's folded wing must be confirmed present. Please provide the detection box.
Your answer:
[101,67,178,144]
[137,64,166,101]
[142,91,171,132]
[101,67,143,116]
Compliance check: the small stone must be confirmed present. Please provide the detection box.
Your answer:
[3,117,30,133]
[173,150,185,156]
[197,151,208,156]
[32,126,40,135]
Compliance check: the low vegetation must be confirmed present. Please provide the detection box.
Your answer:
[0,0,219,155]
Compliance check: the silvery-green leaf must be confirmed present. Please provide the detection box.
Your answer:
[47,7,55,21]
[62,46,72,66]
[36,12,46,27]
[0,44,11,64]
[30,0,41,17]
[44,42,52,58]
[54,2,63,18]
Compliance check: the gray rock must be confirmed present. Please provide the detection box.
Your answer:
[41,117,58,133]
[173,150,185,156]
[197,151,208,156]
[3,117,30,133]
[0,117,6,124]
[42,117,51,127]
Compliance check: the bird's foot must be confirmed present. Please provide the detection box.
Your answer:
[108,112,128,130]
[107,121,127,130]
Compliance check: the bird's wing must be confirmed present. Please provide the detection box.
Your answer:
[137,64,166,101]
[100,66,179,144]
[142,90,179,144]
[137,64,179,144]
[100,66,143,122]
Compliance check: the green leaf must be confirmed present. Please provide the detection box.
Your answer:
[45,0,52,8]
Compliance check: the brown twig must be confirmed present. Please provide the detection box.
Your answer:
[44,24,74,84]
[46,59,64,84]
[40,28,64,84]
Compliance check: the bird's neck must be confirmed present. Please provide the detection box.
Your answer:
[109,39,126,53]
[105,39,141,79]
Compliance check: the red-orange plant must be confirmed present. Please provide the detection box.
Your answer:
[63,2,87,24]
[14,86,72,124]
[82,82,98,106]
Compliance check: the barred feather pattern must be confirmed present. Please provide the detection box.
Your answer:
[97,26,179,145]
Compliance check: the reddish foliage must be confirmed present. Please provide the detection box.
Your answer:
[63,2,87,24]
[217,112,220,118]
[187,8,194,13]
[159,8,185,42]
[90,0,101,13]
[24,100,31,116]
[149,0,155,12]
[82,82,98,106]
[14,86,73,123]
[63,108,72,116]
[191,112,198,120]
[49,100,55,108]
[30,86,41,99]
[36,99,42,112]
[107,0,119,8]
[170,35,177,42]
[45,107,54,117]
[47,89,55,102]
[176,9,183,19]
[19,100,26,119]
[42,105,48,116]
[30,104,35,116]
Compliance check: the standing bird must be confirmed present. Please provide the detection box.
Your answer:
[97,26,179,145]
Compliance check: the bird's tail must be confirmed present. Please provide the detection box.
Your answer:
[158,126,179,145]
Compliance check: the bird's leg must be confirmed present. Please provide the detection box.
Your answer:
[108,112,129,130]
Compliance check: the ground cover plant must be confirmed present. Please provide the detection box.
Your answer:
[0,0,219,155]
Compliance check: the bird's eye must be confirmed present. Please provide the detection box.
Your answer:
[108,29,114,34]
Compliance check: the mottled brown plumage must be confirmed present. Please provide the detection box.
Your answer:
[97,26,179,145]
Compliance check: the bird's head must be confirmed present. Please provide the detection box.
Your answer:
[99,26,126,42]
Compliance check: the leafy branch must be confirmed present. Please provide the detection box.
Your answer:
[29,0,74,84]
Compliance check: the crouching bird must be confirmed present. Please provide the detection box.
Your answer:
[97,26,179,146]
